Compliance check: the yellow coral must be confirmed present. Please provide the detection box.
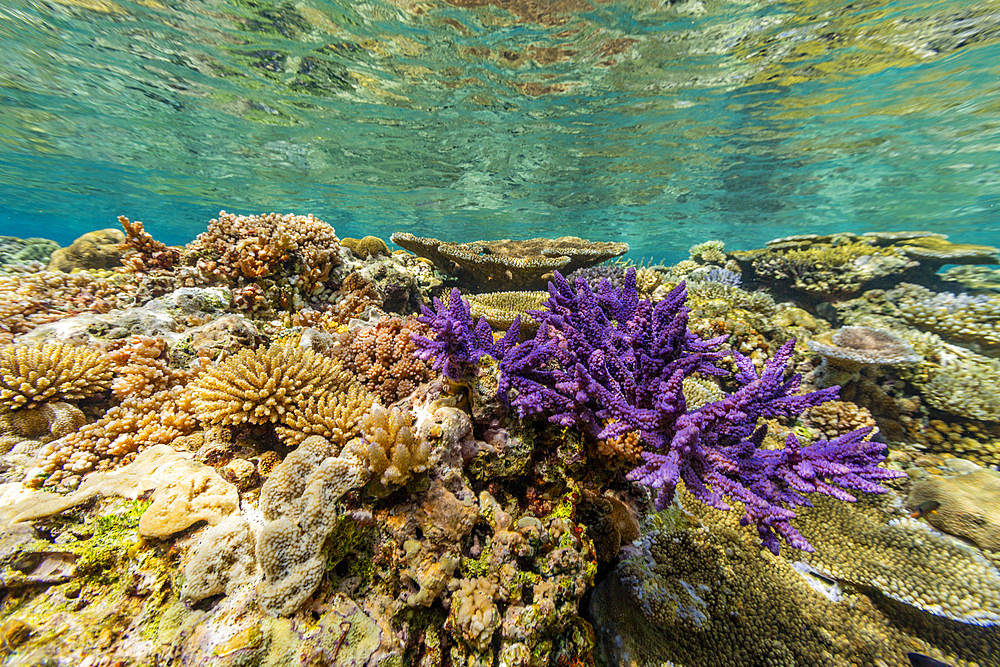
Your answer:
[191,344,352,426]
[0,343,113,411]
[275,383,376,447]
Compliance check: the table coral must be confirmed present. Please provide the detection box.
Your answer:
[808,325,920,386]
[0,342,114,411]
[591,488,1000,667]
[391,232,628,291]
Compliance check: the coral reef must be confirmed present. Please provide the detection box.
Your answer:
[886,283,1000,351]
[341,235,390,259]
[391,232,628,291]
[0,271,125,344]
[0,343,114,411]
[809,326,920,386]
[181,515,257,602]
[466,290,548,333]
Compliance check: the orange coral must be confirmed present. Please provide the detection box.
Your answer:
[118,215,181,274]
[106,336,196,399]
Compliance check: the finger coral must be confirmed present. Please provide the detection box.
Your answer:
[0,343,114,411]
[886,283,1000,352]
[117,216,181,275]
[275,383,375,447]
[346,404,432,486]
[191,343,353,426]
[0,271,124,344]
[107,336,194,400]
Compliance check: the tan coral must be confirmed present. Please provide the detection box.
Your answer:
[107,336,194,399]
[27,385,199,490]
[342,235,390,258]
[47,228,125,273]
[138,459,240,538]
[191,344,353,427]
[275,383,376,447]
[346,404,432,487]
[449,577,501,652]
[117,216,181,274]
[181,515,258,602]
[466,291,547,333]
[907,468,1000,552]
[0,342,114,411]
[802,401,877,440]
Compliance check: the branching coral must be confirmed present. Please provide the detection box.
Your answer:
[191,344,353,426]
[345,404,432,486]
[0,271,124,344]
[118,216,181,275]
[0,343,114,411]
[886,283,1000,351]
[26,385,199,489]
[688,240,726,264]
[275,383,375,447]
[339,316,435,404]
[107,336,195,400]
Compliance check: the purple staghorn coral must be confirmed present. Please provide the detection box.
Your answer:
[627,340,901,553]
[412,287,518,380]
[412,271,902,553]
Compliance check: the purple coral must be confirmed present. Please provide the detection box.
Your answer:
[627,340,901,554]
[411,288,518,380]
[413,270,902,553]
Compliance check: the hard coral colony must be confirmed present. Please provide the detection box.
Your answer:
[0,214,996,667]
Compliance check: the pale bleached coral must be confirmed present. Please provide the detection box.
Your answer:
[107,336,194,400]
[449,576,501,652]
[191,344,352,427]
[688,240,726,264]
[0,343,114,411]
[137,459,239,538]
[346,404,432,487]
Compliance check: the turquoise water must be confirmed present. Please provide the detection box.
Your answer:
[1,0,1000,258]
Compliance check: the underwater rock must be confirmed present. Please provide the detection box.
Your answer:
[47,228,125,273]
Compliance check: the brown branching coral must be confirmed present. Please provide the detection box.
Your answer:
[802,401,877,440]
[338,316,435,404]
[346,404,431,486]
[190,211,341,294]
[107,336,195,400]
[117,216,181,274]
[26,385,199,490]
[0,343,114,411]
[191,344,353,427]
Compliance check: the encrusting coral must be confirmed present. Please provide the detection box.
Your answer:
[908,467,1000,552]
[181,515,258,602]
[0,342,114,411]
